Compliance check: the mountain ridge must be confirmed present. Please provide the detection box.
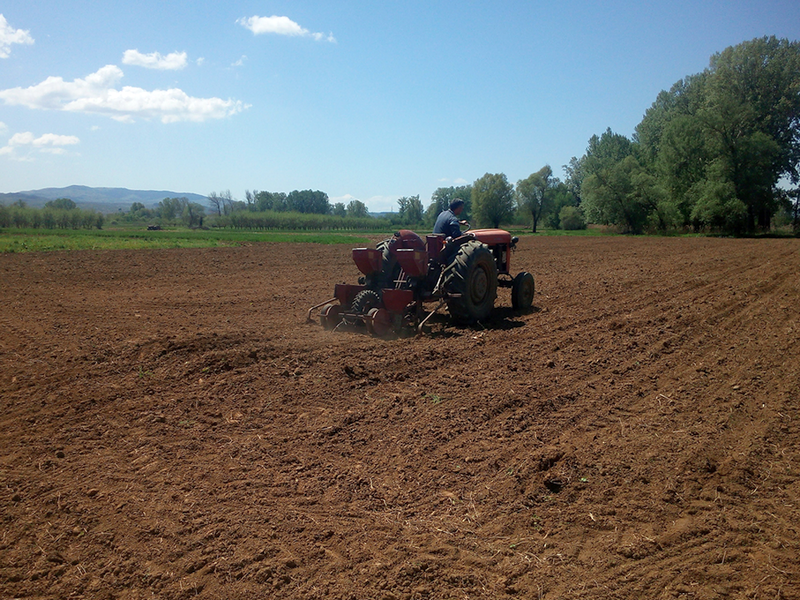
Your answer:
[0,185,208,212]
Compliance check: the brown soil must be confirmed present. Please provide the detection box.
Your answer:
[1,236,799,600]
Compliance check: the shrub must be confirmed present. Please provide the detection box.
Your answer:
[559,206,586,230]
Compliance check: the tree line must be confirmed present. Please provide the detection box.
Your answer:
[187,182,584,233]
[574,36,800,235]
[124,197,206,228]
[206,190,380,230]
[0,198,105,230]
[194,179,584,233]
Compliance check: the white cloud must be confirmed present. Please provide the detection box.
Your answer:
[0,121,7,134]
[239,15,304,36]
[232,55,247,68]
[0,14,34,58]
[0,65,248,123]
[196,57,205,67]
[122,49,188,70]
[33,132,80,147]
[0,130,80,159]
[313,32,337,43]
[237,15,335,43]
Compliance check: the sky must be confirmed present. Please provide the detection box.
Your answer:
[1,1,799,212]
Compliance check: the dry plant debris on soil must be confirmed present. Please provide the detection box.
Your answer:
[1,236,799,600]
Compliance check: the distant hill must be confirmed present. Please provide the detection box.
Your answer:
[0,185,208,213]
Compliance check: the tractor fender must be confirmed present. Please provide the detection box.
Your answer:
[389,230,426,254]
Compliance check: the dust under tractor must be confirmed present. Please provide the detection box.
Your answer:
[307,226,534,336]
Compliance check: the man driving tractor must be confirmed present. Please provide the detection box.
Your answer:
[433,198,468,238]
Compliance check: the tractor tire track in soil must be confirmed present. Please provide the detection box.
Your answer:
[1,236,799,599]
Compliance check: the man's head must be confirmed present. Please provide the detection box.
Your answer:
[449,198,465,215]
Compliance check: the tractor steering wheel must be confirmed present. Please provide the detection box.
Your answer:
[460,220,471,233]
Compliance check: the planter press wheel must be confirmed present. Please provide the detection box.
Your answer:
[366,308,393,337]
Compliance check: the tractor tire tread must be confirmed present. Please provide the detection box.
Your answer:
[443,240,497,323]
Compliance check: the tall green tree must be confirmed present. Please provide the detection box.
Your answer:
[396,195,424,225]
[516,165,555,232]
[156,197,187,221]
[220,190,236,215]
[45,197,77,210]
[710,37,800,184]
[581,130,646,233]
[698,37,800,230]
[633,36,800,232]
[346,199,369,218]
[251,191,288,212]
[286,190,330,214]
[208,191,223,216]
[635,73,709,171]
[545,180,580,229]
[653,113,710,223]
[471,173,515,228]
[182,201,205,228]
[563,156,587,206]
[126,202,152,221]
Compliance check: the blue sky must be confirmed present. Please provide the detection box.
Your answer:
[1,1,799,212]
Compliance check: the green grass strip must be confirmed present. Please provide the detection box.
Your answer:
[0,228,374,253]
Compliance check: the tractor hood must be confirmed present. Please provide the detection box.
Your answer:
[470,229,512,246]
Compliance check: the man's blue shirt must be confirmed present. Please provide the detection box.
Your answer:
[433,209,461,238]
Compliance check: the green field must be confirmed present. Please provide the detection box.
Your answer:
[0,225,622,254]
[1,222,710,254]
[0,227,378,253]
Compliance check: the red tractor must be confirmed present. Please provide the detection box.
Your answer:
[308,227,534,336]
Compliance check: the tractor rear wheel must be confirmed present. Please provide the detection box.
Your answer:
[368,238,402,290]
[443,240,497,323]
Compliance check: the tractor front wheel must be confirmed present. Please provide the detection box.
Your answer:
[511,271,535,310]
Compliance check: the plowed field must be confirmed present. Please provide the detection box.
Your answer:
[1,236,799,600]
